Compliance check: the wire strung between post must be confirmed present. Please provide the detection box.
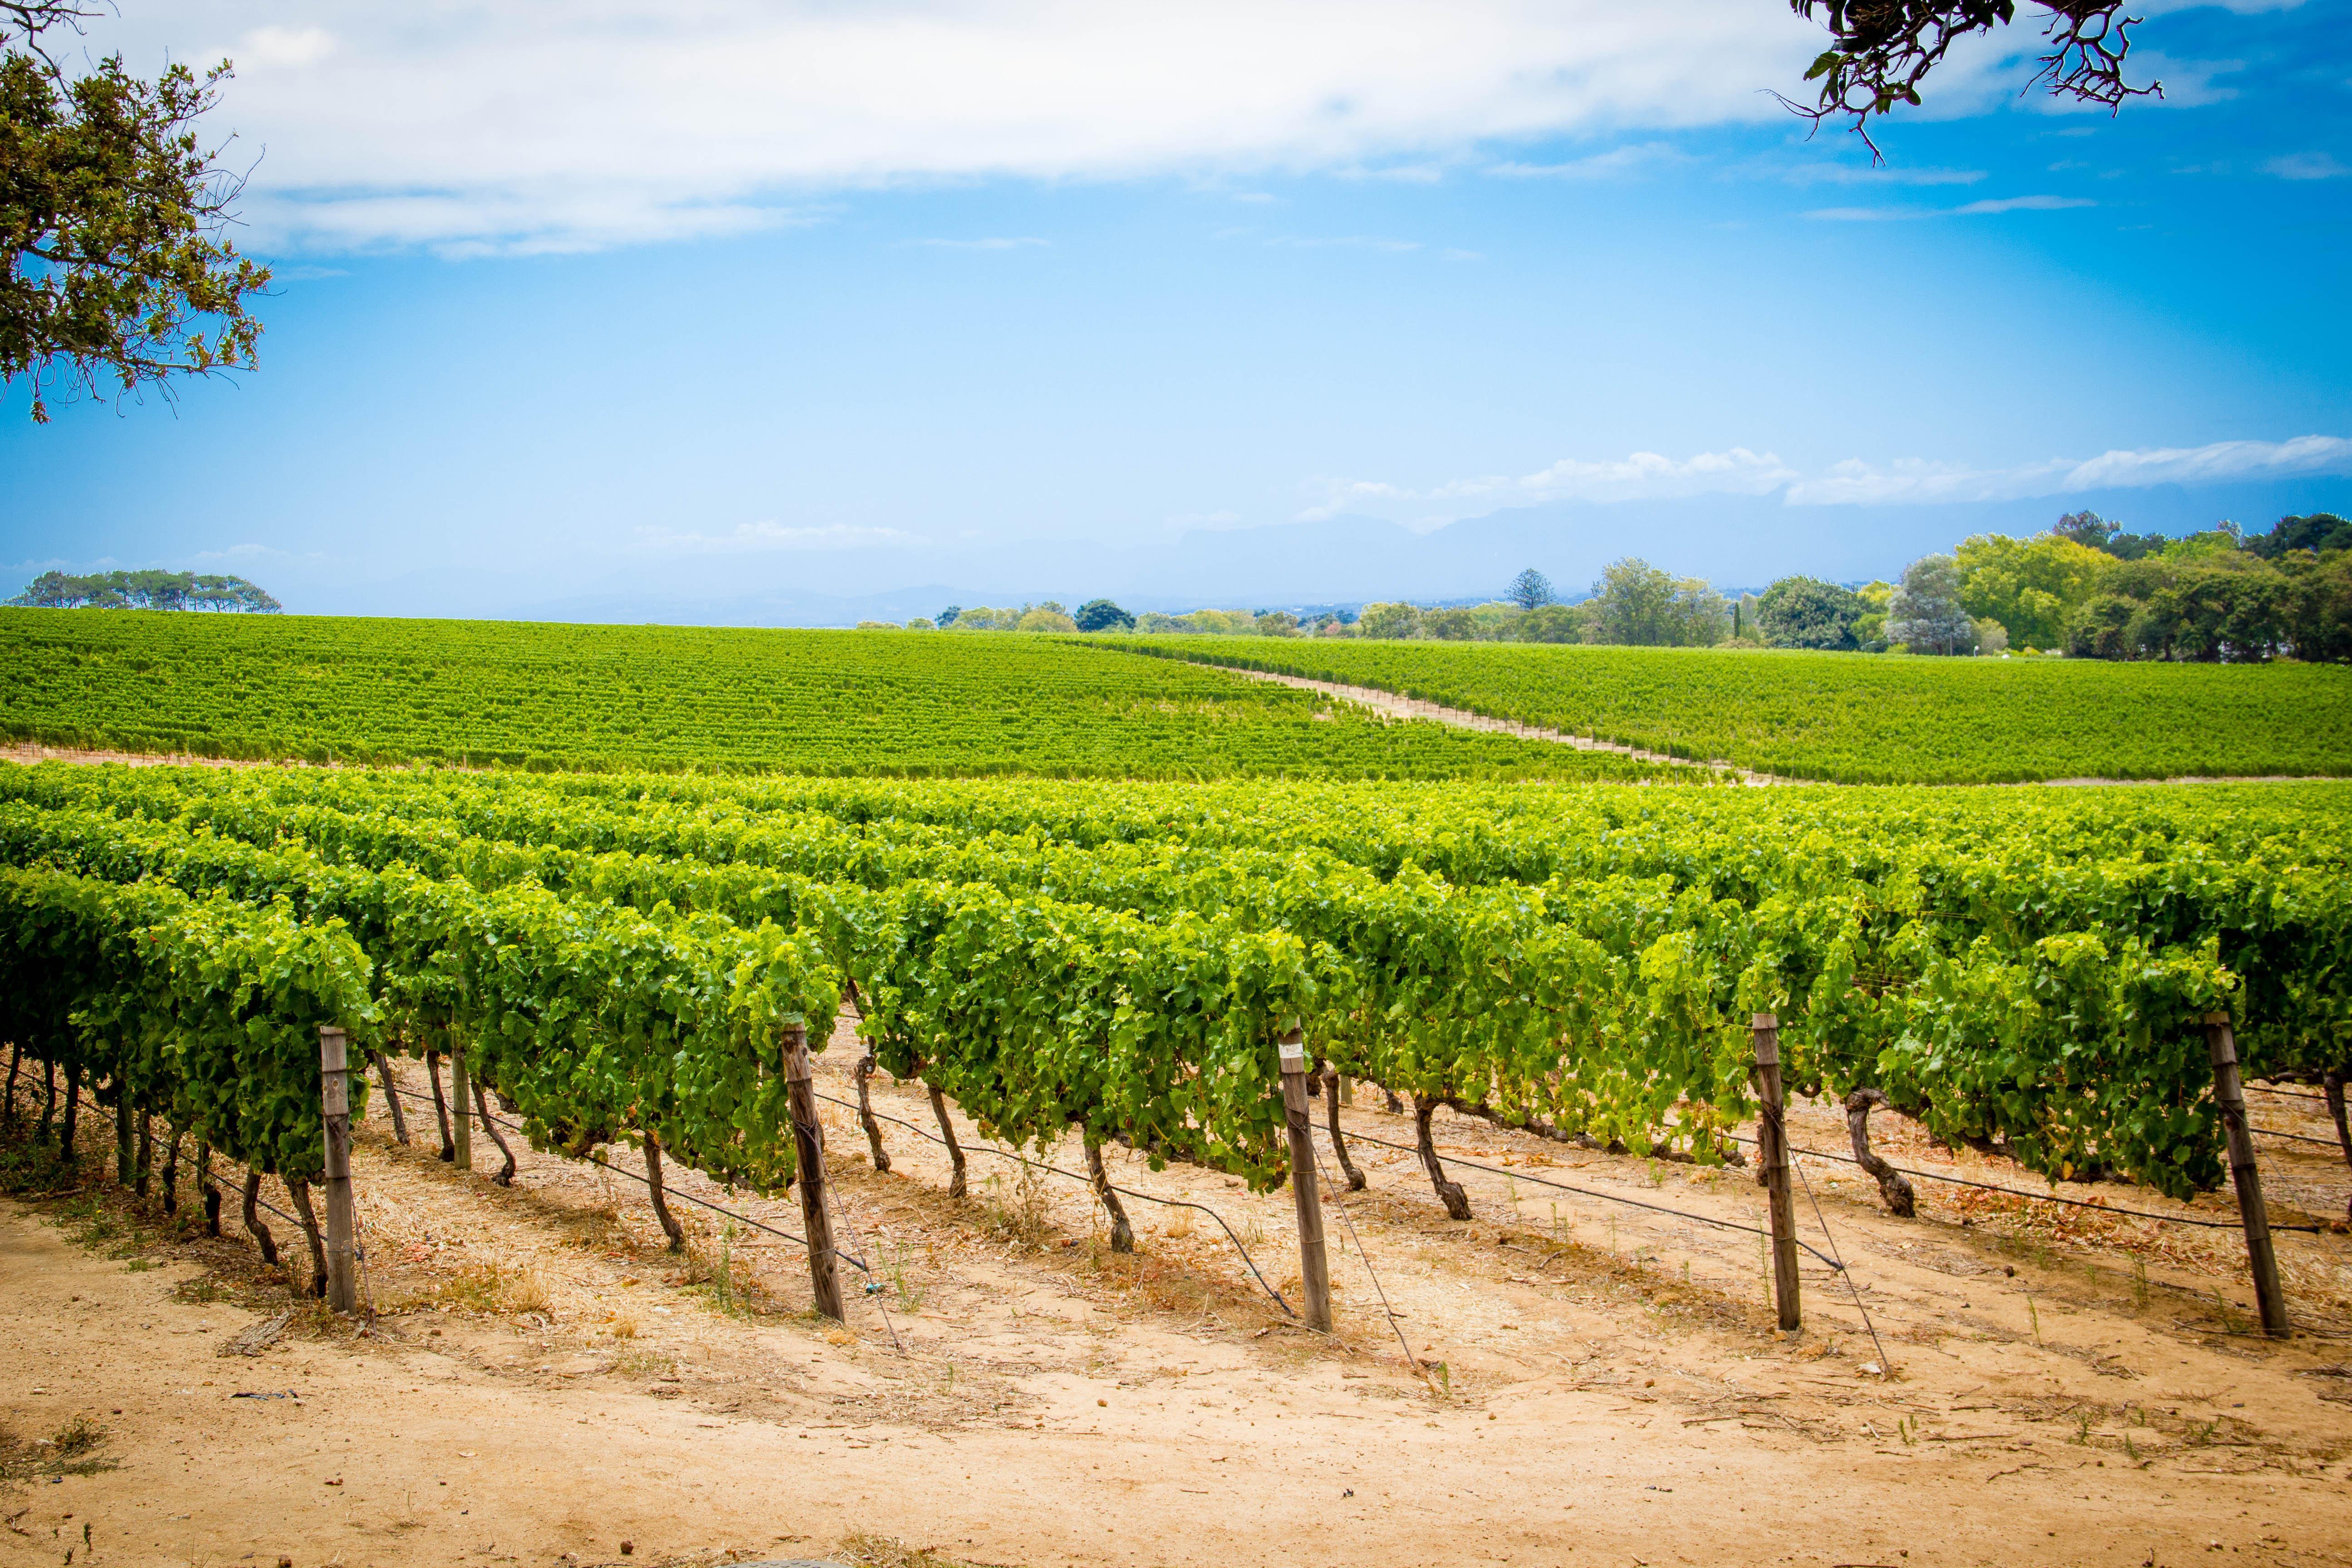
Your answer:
[1338,1125,1846,1271]
[1719,1129,2333,1235]
[814,1088,1298,1319]
[1307,1131,1440,1396]
[383,1084,873,1275]
[1789,1156,1890,1373]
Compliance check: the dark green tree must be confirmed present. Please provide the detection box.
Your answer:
[7,568,279,610]
[1506,568,1553,610]
[1073,598,1134,632]
[1754,576,1865,650]
[2243,513,2352,560]
[5,3,270,421]
[2051,510,2117,550]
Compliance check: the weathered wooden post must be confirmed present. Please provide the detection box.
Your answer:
[2204,1014,2288,1338]
[449,1043,473,1171]
[116,1088,134,1186]
[318,1026,359,1313]
[783,1020,844,1322]
[1278,1026,1333,1333]
[1751,1013,1801,1332]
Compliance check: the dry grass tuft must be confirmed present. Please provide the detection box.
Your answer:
[976,1166,1053,1249]
[839,1530,999,1568]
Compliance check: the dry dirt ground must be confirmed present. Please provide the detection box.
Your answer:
[5,1031,2352,1568]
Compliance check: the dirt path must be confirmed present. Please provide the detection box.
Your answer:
[1209,668,1773,783]
[6,1047,2352,1568]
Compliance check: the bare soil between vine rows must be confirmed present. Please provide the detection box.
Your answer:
[5,1037,2352,1568]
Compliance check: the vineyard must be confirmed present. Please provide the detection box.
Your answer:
[5,760,2348,1218]
[0,609,1662,781]
[10,608,2352,788]
[1102,634,2352,784]
[4,741,2352,1564]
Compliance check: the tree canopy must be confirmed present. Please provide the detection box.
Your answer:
[1754,576,1865,651]
[4,3,270,421]
[1888,554,1976,655]
[1506,568,1553,611]
[1073,598,1134,632]
[6,568,279,610]
[1585,559,1729,648]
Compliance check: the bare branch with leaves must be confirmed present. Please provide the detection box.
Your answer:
[1780,1,2161,160]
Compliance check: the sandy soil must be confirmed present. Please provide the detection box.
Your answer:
[5,1035,2352,1568]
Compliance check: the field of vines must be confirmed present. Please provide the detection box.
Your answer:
[0,609,1659,781]
[1103,635,2352,784]
[5,758,2346,1242]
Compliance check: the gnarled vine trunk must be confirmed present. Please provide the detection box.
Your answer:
[1844,1087,1916,1216]
[426,1050,456,1161]
[242,1168,279,1266]
[373,1050,411,1144]
[473,1080,515,1186]
[854,1051,892,1173]
[1321,1065,1365,1191]
[285,1175,328,1299]
[927,1080,967,1199]
[1413,1094,1471,1220]
[643,1132,686,1252]
[1085,1132,1134,1253]
[197,1143,221,1236]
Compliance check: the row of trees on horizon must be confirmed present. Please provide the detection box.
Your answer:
[891,511,2352,664]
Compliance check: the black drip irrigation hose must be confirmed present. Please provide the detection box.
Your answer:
[382,1085,874,1277]
[813,1088,1298,1319]
[1336,1125,1847,1272]
[1719,1129,2333,1235]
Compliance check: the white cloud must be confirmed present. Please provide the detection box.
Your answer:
[2266,152,2349,180]
[88,1,1823,254]
[1786,436,2352,505]
[1301,447,1797,529]
[1486,142,1686,179]
[1806,193,2095,220]
[1304,436,2352,524]
[635,522,919,553]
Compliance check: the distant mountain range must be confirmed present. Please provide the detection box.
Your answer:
[309,477,2351,626]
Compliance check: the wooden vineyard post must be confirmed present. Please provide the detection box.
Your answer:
[1751,1014,1801,1332]
[449,1044,473,1171]
[1278,1027,1333,1333]
[2204,1014,2288,1338]
[783,1020,844,1322]
[317,1027,359,1313]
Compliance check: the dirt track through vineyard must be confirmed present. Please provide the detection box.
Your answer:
[6,1034,2352,1568]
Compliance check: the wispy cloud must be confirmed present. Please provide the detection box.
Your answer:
[1488,142,1686,179]
[1301,448,1797,529]
[2266,151,2349,180]
[635,522,918,554]
[1772,162,1988,186]
[1301,435,2352,527]
[1806,193,2095,220]
[84,1,1823,254]
[1787,435,2352,505]
[1265,235,1422,252]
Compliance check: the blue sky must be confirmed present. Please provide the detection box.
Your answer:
[6,0,2349,621]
